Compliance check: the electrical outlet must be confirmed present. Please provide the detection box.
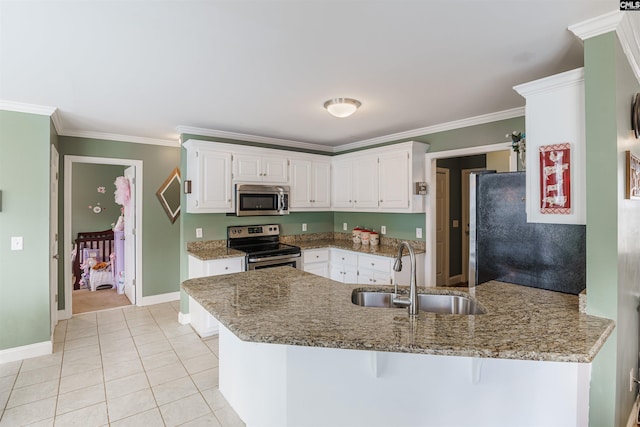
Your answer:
[343,222,348,231]
[416,228,423,239]
[195,228,203,238]
[10,236,23,251]
[380,226,387,235]
[302,223,307,232]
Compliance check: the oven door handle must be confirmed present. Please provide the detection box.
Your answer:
[248,253,301,263]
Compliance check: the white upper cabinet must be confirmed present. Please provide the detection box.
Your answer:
[331,141,429,213]
[234,153,288,183]
[513,68,585,225]
[378,150,410,209]
[289,157,331,210]
[331,158,354,208]
[184,140,233,213]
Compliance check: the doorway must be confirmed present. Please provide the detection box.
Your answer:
[425,143,516,287]
[62,156,143,318]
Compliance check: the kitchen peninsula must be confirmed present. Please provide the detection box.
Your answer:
[182,266,613,427]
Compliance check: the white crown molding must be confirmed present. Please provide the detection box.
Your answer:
[568,10,624,40]
[0,100,57,116]
[50,109,64,135]
[176,125,334,153]
[333,107,525,153]
[513,68,584,98]
[616,12,640,84]
[60,129,179,147]
[568,10,640,88]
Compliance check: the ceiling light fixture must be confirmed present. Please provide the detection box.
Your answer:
[323,98,362,118]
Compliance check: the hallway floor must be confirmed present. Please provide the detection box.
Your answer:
[0,301,245,426]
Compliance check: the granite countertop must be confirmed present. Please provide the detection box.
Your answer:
[295,239,425,258]
[186,237,425,261]
[182,266,614,363]
[187,247,245,261]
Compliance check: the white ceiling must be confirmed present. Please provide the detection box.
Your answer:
[0,1,618,148]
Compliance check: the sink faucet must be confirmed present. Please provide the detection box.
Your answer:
[392,241,419,316]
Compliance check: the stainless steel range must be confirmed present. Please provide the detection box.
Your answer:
[227,224,301,271]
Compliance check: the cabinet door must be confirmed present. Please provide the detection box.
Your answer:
[304,263,329,278]
[290,159,312,208]
[234,154,263,182]
[200,151,233,210]
[188,149,233,212]
[378,150,409,209]
[352,155,379,208]
[262,156,289,183]
[329,265,345,283]
[332,159,353,208]
[312,161,331,208]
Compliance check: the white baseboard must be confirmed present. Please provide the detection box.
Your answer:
[58,309,71,321]
[141,291,180,306]
[0,341,52,364]
[178,312,191,325]
[627,394,639,427]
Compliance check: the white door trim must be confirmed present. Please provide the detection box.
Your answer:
[50,144,59,336]
[424,143,516,287]
[62,155,144,319]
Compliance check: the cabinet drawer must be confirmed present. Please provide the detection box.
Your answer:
[205,257,244,275]
[330,249,358,265]
[358,254,391,273]
[303,249,329,264]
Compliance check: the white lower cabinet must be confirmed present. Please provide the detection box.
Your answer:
[303,249,330,278]
[329,249,359,283]
[188,255,244,337]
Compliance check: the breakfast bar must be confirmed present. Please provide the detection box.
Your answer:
[182,267,614,427]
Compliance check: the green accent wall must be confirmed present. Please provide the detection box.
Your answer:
[0,110,52,350]
[584,31,640,427]
[585,33,618,427]
[58,136,181,305]
[183,211,334,241]
[332,212,425,241]
[71,163,124,240]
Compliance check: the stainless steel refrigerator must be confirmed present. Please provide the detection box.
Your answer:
[469,171,586,295]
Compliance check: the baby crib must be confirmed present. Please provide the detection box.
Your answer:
[73,229,115,290]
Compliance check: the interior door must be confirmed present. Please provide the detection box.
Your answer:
[50,145,59,336]
[435,168,449,286]
[124,166,136,304]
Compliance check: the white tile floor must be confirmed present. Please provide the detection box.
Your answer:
[0,301,245,427]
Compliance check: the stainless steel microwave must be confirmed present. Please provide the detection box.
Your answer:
[235,184,290,216]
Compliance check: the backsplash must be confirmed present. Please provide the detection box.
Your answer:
[187,232,425,252]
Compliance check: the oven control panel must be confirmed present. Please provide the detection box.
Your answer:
[228,224,280,239]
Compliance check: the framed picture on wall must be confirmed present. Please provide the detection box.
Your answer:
[625,151,640,200]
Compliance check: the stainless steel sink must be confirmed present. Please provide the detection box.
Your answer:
[351,290,486,315]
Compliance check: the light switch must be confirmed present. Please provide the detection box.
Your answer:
[416,228,423,239]
[452,220,459,228]
[302,223,307,231]
[195,228,203,238]
[11,236,23,251]
[380,226,387,235]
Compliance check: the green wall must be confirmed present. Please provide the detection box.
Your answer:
[183,211,334,241]
[71,163,124,240]
[58,136,181,305]
[584,31,640,427]
[0,110,52,350]
[332,212,424,241]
